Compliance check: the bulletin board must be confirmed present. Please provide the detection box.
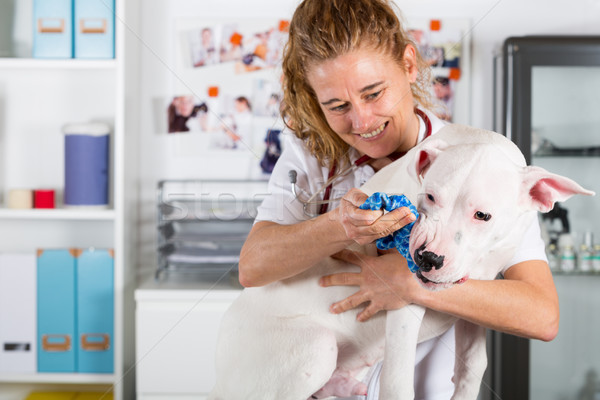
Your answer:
[162,17,289,179]
[160,16,471,179]
[407,18,471,124]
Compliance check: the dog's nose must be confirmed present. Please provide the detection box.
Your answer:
[414,244,445,272]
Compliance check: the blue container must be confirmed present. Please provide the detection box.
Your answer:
[74,0,115,59]
[77,248,114,373]
[37,249,77,373]
[63,123,110,207]
[32,0,73,59]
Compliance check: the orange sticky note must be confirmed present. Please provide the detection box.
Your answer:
[430,20,441,31]
[208,86,219,97]
[449,68,461,80]
[230,32,243,46]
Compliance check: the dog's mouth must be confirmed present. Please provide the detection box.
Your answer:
[416,270,468,287]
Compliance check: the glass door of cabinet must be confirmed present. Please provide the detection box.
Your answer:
[530,63,600,400]
[494,36,600,400]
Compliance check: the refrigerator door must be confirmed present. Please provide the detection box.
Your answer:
[495,36,600,400]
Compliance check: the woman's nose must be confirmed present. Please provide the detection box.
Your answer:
[349,105,375,133]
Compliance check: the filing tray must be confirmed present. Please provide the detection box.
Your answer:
[156,180,267,279]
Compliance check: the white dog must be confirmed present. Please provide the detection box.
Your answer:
[208,124,593,400]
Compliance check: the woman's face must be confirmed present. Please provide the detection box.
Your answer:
[306,45,420,159]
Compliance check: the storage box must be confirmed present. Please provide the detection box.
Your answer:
[0,253,37,373]
[77,248,114,373]
[74,0,115,59]
[32,0,73,58]
[63,123,110,207]
[37,249,77,373]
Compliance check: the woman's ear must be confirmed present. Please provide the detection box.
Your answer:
[403,44,418,83]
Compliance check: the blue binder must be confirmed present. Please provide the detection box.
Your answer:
[74,0,115,59]
[32,0,73,58]
[37,249,77,373]
[77,249,114,373]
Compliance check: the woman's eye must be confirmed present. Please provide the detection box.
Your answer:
[329,103,348,112]
[474,211,492,222]
[366,90,382,100]
[426,194,435,202]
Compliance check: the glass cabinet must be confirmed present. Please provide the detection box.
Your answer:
[493,36,600,400]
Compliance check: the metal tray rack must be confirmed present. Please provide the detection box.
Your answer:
[156,179,268,279]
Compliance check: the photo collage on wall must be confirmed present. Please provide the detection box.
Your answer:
[166,18,289,175]
[408,19,464,122]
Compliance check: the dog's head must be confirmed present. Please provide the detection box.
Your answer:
[405,126,594,291]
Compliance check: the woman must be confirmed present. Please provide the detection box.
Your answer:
[238,0,558,398]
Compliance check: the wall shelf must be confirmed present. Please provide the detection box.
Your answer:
[0,58,117,70]
[0,372,115,384]
[0,0,138,399]
[0,208,116,221]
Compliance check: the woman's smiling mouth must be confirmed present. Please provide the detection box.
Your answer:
[359,122,387,139]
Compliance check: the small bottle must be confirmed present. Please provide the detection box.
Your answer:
[558,234,576,273]
[592,244,600,273]
[578,244,593,273]
[546,243,560,272]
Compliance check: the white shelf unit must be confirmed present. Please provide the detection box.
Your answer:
[0,0,138,399]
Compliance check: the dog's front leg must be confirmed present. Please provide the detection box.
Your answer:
[380,304,426,399]
[451,319,487,400]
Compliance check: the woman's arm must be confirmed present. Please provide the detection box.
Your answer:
[239,188,417,287]
[320,251,559,342]
[238,214,350,287]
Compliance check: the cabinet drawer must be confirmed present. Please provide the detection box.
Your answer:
[135,299,233,395]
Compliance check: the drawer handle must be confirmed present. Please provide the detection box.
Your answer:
[42,334,71,352]
[81,333,111,351]
[38,18,65,34]
[80,19,107,34]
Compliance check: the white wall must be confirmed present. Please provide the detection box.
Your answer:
[135,0,600,276]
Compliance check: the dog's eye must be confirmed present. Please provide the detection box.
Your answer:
[474,211,492,222]
[426,194,435,202]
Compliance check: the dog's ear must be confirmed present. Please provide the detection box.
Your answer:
[520,165,595,212]
[408,138,449,183]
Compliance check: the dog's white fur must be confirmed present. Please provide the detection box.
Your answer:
[208,124,593,400]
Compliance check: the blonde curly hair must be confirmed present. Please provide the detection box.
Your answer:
[280,0,432,166]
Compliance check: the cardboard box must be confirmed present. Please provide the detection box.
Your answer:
[0,253,37,373]
[32,0,73,58]
[37,249,77,373]
[74,0,115,58]
[77,249,114,373]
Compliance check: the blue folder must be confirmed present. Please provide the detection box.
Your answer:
[74,0,115,58]
[77,248,114,373]
[37,249,77,372]
[32,0,73,58]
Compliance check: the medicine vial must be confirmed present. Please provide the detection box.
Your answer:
[546,243,560,272]
[558,234,576,273]
[578,244,593,273]
[593,244,600,273]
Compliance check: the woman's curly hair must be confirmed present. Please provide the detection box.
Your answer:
[280,0,432,166]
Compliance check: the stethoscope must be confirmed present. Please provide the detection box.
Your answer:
[289,108,432,218]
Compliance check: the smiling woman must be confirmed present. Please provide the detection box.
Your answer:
[236,0,558,399]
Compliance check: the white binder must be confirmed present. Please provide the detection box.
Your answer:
[0,253,37,373]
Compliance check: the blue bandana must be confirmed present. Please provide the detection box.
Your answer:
[359,192,419,273]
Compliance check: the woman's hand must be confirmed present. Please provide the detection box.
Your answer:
[319,248,421,322]
[337,188,416,245]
